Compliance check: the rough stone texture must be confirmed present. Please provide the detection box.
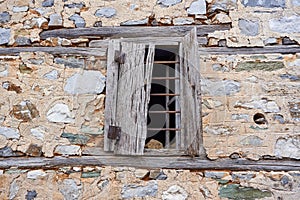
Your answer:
[0,127,20,139]
[293,0,300,6]
[25,190,37,200]
[240,135,263,146]
[201,79,240,96]
[162,185,188,200]
[55,145,81,155]
[120,18,148,26]
[187,0,206,15]
[241,0,285,8]
[27,170,47,179]
[12,100,39,122]
[95,7,116,18]
[54,57,84,68]
[157,0,182,7]
[15,37,31,46]
[269,16,300,33]
[235,99,280,113]
[12,6,28,12]
[0,11,11,24]
[238,19,259,36]
[49,13,63,27]
[30,126,46,141]
[122,180,158,199]
[208,0,237,13]
[0,28,10,45]
[64,70,105,95]
[42,0,54,7]
[61,133,90,145]
[46,103,75,123]
[69,14,86,28]
[43,70,59,80]
[173,17,194,25]
[59,179,81,200]
[236,61,284,71]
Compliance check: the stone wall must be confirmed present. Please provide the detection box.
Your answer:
[0,0,300,199]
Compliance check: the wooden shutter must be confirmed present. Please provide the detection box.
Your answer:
[179,28,205,157]
[104,41,155,155]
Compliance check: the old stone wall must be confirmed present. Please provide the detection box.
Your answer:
[0,0,300,199]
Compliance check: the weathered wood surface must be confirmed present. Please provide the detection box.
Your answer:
[40,25,231,39]
[0,47,106,56]
[0,156,299,171]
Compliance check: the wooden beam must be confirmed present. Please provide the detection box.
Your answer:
[0,47,106,57]
[0,156,299,171]
[40,25,231,39]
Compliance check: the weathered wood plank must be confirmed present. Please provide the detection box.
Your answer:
[0,47,106,56]
[40,25,231,39]
[0,156,299,171]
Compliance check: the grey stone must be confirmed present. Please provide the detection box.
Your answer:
[47,103,75,123]
[187,0,206,15]
[275,136,300,159]
[65,2,85,8]
[157,0,182,7]
[282,37,298,45]
[0,146,17,157]
[204,126,233,135]
[61,133,90,145]
[43,70,59,80]
[281,175,290,186]
[95,7,116,18]
[25,190,37,200]
[54,57,84,68]
[12,6,28,12]
[55,145,81,155]
[122,180,158,199]
[201,79,240,96]
[15,37,31,46]
[235,99,280,113]
[238,19,259,36]
[289,102,300,121]
[293,0,300,6]
[204,171,227,179]
[242,0,285,8]
[0,11,11,23]
[64,70,105,95]
[156,171,168,180]
[29,58,44,65]
[0,28,10,45]
[42,0,54,7]
[121,18,148,26]
[69,14,86,28]
[80,126,103,135]
[231,114,249,121]
[280,74,300,81]
[273,114,285,124]
[49,13,63,27]
[30,126,46,141]
[263,37,277,45]
[59,179,80,200]
[269,15,300,33]
[208,0,237,13]
[162,185,188,200]
[0,127,20,139]
[231,172,255,180]
[240,135,263,146]
[212,63,229,72]
[27,170,47,179]
[173,17,194,25]
[9,179,19,200]
[236,61,284,72]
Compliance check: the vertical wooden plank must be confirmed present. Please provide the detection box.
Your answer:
[104,40,120,152]
[175,54,181,150]
[114,43,155,155]
[180,28,205,157]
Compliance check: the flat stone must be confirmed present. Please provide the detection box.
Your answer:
[12,6,28,12]
[293,0,300,6]
[121,18,148,26]
[240,135,263,146]
[95,7,116,18]
[208,0,237,13]
[242,0,285,8]
[97,180,109,191]
[64,70,105,95]
[49,13,62,27]
[61,133,90,145]
[231,114,249,121]
[59,179,80,200]
[0,11,11,23]
[0,146,17,157]
[157,0,182,7]
[12,100,39,122]
[25,190,37,200]
[43,70,59,80]
[204,171,228,179]
[219,184,272,199]
[280,74,300,81]
[263,37,277,45]
[46,103,75,123]
[69,14,86,28]
[238,19,259,36]
[65,2,85,8]
[173,17,194,25]
[201,79,240,96]
[55,145,81,155]
[187,0,206,15]
[54,57,84,68]
[30,126,46,141]
[269,15,300,33]
[204,126,233,135]
[15,37,31,46]
[275,136,300,159]
[42,0,54,7]
[0,28,10,45]
[235,99,280,113]
[81,171,101,178]
[122,180,158,199]
[80,126,103,135]
[282,36,298,45]
[27,170,47,179]
[236,61,284,72]
[0,127,20,139]
[212,63,229,72]
[134,169,149,179]
[231,172,255,180]
[29,58,44,65]
[162,185,188,200]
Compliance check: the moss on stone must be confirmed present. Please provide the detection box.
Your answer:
[236,61,284,72]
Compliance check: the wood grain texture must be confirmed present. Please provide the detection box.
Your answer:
[40,25,231,39]
[0,156,299,171]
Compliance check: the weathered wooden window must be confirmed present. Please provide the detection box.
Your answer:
[104,28,205,157]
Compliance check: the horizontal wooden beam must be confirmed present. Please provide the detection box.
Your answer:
[40,25,231,39]
[0,156,299,171]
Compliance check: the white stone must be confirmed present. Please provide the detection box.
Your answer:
[162,185,188,200]
[0,135,8,148]
[275,137,300,159]
[269,15,300,33]
[12,6,28,12]
[33,17,48,28]
[95,7,116,18]
[46,103,75,123]
[43,70,59,80]
[64,70,105,95]
[27,170,47,179]
[187,0,206,15]
[135,169,149,178]
[30,126,46,141]
[0,126,20,139]
[235,99,280,113]
[173,17,194,25]
[55,145,81,155]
